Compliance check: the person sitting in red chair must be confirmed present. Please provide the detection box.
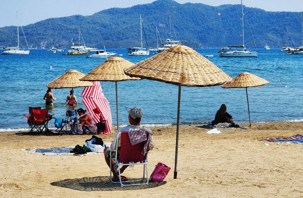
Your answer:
[103,107,154,181]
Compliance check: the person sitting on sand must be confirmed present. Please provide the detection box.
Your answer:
[211,104,239,127]
[43,88,56,106]
[77,108,96,134]
[65,90,78,107]
[103,107,154,182]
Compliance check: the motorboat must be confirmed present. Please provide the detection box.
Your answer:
[286,46,303,55]
[128,47,149,56]
[87,50,116,58]
[219,0,257,57]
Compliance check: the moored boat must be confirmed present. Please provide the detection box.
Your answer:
[128,15,149,56]
[87,50,116,58]
[2,23,30,55]
[219,0,257,57]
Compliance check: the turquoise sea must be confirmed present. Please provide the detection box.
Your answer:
[0,48,302,131]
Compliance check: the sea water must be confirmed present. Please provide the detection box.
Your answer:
[0,48,302,131]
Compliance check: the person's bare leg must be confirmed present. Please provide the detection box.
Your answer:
[228,118,239,127]
[104,148,119,180]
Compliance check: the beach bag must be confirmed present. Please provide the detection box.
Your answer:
[150,162,171,182]
[96,121,106,133]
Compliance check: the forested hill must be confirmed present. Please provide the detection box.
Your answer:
[0,0,302,49]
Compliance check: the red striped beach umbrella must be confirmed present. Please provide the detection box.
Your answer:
[81,81,112,134]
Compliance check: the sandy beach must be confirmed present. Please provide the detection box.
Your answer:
[1,121,303,197]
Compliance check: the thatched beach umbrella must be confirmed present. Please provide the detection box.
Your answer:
[125,45,232,179]
[47,69,93,89]
[222,72,269,127]
[80,57,140,129]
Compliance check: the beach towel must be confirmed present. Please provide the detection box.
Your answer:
[22,142,110,156]
[128,129,151,156]
[263,134,303,144]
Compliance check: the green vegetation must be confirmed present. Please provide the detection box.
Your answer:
[0,0,302,49]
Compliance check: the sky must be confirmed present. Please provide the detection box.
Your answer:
[0,0,302,27]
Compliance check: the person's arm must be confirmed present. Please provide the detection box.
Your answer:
[110,130,121,151]
[64,97,68,105]
[51,93,56,101]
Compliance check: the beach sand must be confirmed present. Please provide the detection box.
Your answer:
[1,122,303,197]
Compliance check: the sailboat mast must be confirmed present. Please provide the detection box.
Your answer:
[78,28,81,46]
[301,13,303,46]
[16,12,20,49]
[241,0,245,48]
[140,15,143,50]
[17,25,20,49]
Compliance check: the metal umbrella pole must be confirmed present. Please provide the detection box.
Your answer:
[115,81,119,130]
[245,88,252,127]
[174,85,181,179]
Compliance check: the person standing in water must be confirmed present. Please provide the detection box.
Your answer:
[65,89,78,107]
[43,88,56,106]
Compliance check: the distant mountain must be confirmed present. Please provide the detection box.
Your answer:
[0,0,302,49]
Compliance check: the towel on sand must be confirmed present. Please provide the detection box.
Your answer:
[263,134,303,144]
[22,143,110,155]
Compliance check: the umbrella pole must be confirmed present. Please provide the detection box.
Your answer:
[174,85,181,179]
[246,88,252,127]
[115,82,119,130]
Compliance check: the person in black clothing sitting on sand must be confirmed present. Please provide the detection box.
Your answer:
[211,104,239,127]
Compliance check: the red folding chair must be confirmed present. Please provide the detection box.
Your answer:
[24,107,52,133]
[110,131,149,187]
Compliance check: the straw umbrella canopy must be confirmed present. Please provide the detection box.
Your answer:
[222,72,270,127]
[80,57,140,129]
[124,45,232,179]
[47,69,93,89]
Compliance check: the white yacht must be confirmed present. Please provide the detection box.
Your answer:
[87,49,116,58]
[66,29,97,55]
[128,15,149,56]
[157,38,181,53]
[2,25,30,55]
[219,0,257,57]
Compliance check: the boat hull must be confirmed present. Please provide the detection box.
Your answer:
[128,50,149,56]
[87,53,116,58]
[219,51,258,57]
[2,49,30,55]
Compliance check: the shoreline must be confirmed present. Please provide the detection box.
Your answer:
[1,119,303,133]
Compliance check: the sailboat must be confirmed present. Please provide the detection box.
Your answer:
[66,28,96,55]
[128,15,149,56]
[157,15,181,53]
[219,0,257,57]
[2,24,30,55]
